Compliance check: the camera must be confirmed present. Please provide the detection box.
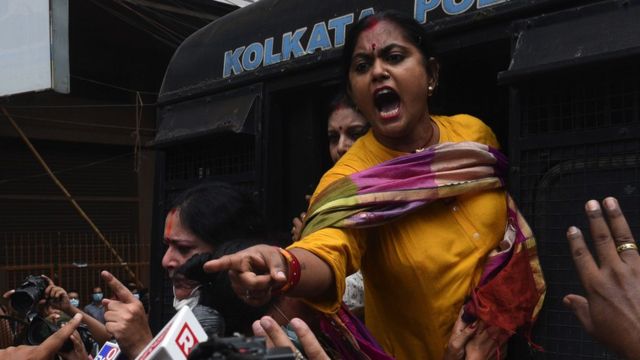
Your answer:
[10,275,97,354]
[188,335,296,360]
[11,275,48,314]
[25,314,96,353]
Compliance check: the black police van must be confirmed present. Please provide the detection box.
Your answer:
[150,1,640,358]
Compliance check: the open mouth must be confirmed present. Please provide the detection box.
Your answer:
[374,88,401,119]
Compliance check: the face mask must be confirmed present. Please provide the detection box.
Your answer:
[92,293,103,303]
[173,285,201,311]
[69,299,80,308]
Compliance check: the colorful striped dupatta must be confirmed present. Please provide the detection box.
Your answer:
[302,141,546,348]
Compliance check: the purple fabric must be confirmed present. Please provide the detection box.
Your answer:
[319,304,395,360]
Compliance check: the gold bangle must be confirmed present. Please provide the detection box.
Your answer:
[616,243,638,253]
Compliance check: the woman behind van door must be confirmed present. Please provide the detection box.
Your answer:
[291,93,368,317]
[291,93,369,242]
[205,10,545,360]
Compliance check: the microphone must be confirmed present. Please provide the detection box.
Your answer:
[192,304,225,337]
[94,341,124,360]
[135,306,208,360]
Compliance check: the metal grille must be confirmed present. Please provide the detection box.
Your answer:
[165,134,255,183]
[157,132,258,325]
[517,142,639,359]
[0,231,148,307]
[513,58,640,359]
[522,61,639,136]
[0,139,137,197]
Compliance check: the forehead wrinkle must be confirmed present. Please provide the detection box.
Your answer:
[353,42,407,61]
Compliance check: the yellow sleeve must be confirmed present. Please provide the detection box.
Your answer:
[288,227,366,313]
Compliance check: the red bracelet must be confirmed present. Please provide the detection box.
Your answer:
[272,247,301,295]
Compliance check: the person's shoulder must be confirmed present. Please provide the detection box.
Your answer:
[436,114,499,148]
[438,114,490,133]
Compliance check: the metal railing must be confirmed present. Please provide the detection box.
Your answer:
[0,231,149,308]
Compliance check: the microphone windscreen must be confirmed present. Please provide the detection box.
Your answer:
[192,305,225,337]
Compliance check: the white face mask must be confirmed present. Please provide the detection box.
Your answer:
[172,285,202,311]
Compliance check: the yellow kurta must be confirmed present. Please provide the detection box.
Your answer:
[291,114,507,360]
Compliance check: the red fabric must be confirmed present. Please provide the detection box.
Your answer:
[467,245,540,337]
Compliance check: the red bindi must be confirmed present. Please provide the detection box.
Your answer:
[364,18,380,31]
[164,208,176,238]
[363,19,380,52]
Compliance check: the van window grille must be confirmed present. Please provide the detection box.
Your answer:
[513,58,640,359]
[522,61,639,136]
[165,134,255,183]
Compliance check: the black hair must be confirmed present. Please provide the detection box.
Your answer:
[168,182,264,248]
[328,91,357,113]
[341,10,436,84]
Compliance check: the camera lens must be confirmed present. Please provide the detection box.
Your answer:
[11,275,48,314]
[26,315,74,353]
[10,291,37,313]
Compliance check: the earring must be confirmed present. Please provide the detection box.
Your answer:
[428,85,434,91]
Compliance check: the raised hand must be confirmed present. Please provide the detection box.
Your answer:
[101,271,152,358]
[42,276,72,314]
[563,197,640,359]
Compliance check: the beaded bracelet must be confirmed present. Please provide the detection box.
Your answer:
[272,247,301,295]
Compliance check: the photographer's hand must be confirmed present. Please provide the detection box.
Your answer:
[252,316,329,360]
[42,276,72,314]
[0,312,82,360]
[42,275,111,346]
[1,290,14,313]
[101,270,152,359]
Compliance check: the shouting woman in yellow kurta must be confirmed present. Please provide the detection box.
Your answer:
[204,11,545,360]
